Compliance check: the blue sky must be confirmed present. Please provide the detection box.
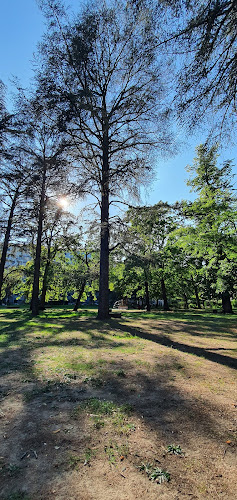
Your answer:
[1,0,236,206]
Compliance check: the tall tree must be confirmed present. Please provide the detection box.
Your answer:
[183,143,237,313]
[36,0,173,319]
[15,96,72,316]
[39,200,75,309]
[162,0,237,138]
[0,148,33,303]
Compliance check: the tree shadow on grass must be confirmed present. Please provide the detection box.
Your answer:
[0,356,235,499]
[109,319,237,370]
[0,310,236,498]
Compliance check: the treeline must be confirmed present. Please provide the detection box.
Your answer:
[0,0,237,317]
[1,143,236,313]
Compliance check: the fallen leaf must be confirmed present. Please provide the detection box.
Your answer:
[226,440,232,444]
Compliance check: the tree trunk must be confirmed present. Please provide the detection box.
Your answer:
[40,259,50,310]
[73,279,86,312]
[191,276,201,308]
[0,187,19,303]
[221,291,233,314]
[144,280,151,311]
[98,96,110,320]
[183,293,189,309]
[31,162,46,316]
[161,277,169,311]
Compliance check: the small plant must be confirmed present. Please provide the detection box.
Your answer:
[115,369,126,377]
[83,447,96,465]
[104,441,129,465]
[93,416,105,429]
[167,444,183,456]
[83,376,103,387]
[68,454,81,469]
[139,462,153,474]
[138,462,170,484]
[7,463,21,477]
[149,468,170,484]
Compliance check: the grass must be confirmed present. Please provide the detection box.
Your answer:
[0,306,236,499]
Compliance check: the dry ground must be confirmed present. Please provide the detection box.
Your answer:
[0,307,236,500]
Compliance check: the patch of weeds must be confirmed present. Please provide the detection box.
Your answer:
[113,344,143,354]
[97,358,107,366]
[64,373,77,380]
[68,448,97,468]
[167,444,184,456]
[134,359,151,368]
[93,416,105,429]
[139,462,170,484]
[83,447,97,465]
[65,360,95,374]
[104,441,129,465]
[83,376,104,388]
[75,398,134,435]
[126,422,136,432]
[78,398,132,417]
[1,463,22,477]
[115,369,126,377]
[174,363,185,371]
[112,413,136,435]
[112,331,132,339]
[68,454,81,469]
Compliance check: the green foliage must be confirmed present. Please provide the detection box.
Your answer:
[139,462,170,483]
[78,398,132,417]
[167,444,183,455]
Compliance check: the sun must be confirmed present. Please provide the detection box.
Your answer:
[57,196,69,209]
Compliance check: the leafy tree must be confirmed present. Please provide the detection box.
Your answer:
[15,97,72,316]
[122,203,178,310]
[36,0,173,319]
[182,143,237,313]
[39,200,75,309]
[0,148,33,303]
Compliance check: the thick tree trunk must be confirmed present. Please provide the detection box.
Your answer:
[0,187,19,303]
[144,280,151,311]
[221,291,233,314]
[161,277,169,311]
[98,96,110,320]
[31,163,46,316]
[73,279,86,312]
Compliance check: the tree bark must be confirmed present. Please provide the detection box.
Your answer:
[98,95,110,320]
[31,161,46,316]
[221,290,233,314]
[161,277,169,311]
[0,186,19,303]
[73,279,86,312]
[183,293,189,309]
[192,277,201,309]
[144,280,151,311]
[40,259,50,310]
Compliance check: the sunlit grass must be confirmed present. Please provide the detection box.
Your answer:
[0,306,236,382]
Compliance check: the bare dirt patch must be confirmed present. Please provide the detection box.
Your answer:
[0,309,236,499]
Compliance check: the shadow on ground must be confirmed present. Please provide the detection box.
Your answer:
[0,308,236,499]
